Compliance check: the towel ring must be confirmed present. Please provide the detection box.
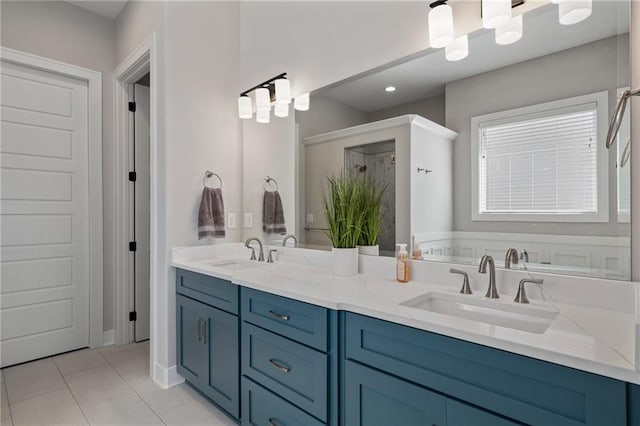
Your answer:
[203,171,223,189]
[263,176,279,192]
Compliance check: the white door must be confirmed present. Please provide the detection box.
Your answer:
[0,59,90,367]
[133,83,150,342]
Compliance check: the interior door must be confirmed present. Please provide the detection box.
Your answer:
[133,83,150,341]
[0,59,90,367]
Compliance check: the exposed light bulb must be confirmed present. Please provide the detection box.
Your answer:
[255,87,271,112]
[495,15,523,45]
[294,93,310,111]
[445,34,468,61]
[256,108,270,124]
[428,3,454,48]
[238,96,252,119]
[275,78,291,104]
[559,0,591,25]
[274,102,289,118]
[482,0,511,29]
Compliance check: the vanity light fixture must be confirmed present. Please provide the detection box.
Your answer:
[385,86,396,92]
[238,72,300,121]
[428,0,454,49]
[549,0,592,25]
[495,14,523,45]
[445,35,469,61]
[294,93,310,111]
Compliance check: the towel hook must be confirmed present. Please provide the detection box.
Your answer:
[263,176,279,192]
[203,170,223,189]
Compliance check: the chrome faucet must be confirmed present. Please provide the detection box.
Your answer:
[514,278,543,304]
[520,249,529,263]
[282,234,298,247]
[245,237,264,262]
[504,248,519,269]
[478,255,499,299]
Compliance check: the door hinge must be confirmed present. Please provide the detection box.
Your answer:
[128,101,136,112]
[128,171,137,182]
[129,241,137,252]
[129,311,137,321]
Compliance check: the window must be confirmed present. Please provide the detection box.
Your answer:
[471,92,608,222]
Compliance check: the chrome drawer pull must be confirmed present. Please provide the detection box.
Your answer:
[267,418,279,426]
[268,310,289,321]
[268,359,291,373]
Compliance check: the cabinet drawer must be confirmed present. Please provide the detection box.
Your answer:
[241,287,328,351]
[447,400,521,426]
[345,313,626,426]
[176,269,238,314]
[242,322,328,421]
[241,377,324,426]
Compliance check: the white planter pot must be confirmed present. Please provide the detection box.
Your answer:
[332,247,359,277]
[357,245,379,256]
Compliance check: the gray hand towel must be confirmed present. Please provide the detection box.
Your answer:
[263,190,286,235]
[198,187,225,239]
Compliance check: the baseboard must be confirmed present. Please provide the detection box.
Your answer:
[153,362,185,389]
[102,329,115,346]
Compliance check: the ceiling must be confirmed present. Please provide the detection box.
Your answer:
[67,0,128,20]
[320,1,630,113]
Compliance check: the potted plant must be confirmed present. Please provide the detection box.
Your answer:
[322,172,366,276]
[357,178,387,256]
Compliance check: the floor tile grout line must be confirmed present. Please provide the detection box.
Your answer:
[98,344,168,425]
[2,373,15,426]
[51,353,91,426]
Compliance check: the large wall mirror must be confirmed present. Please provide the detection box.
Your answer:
[243,0,631,281]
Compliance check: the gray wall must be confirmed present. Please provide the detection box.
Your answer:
[1,1,118,331]
[446,35,630,237]
[368,94,445,126]
[297,95,369,140]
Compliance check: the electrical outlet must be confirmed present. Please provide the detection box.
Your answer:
[306,213,314,223]
[244,213,253,228]
[228,213,236,229]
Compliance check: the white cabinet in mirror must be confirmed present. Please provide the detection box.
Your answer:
[242,1,632,281]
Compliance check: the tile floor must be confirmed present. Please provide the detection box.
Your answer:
[0,342,236,426]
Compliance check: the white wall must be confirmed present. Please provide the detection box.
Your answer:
[370,94,445,126]
[0,1,118,331]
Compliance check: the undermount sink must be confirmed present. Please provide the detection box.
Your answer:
[207,259,267,271]
[400,291,558,334]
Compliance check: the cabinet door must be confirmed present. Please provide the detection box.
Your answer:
[201,304,240,419]
[176,295,208,386]
[345,360,446,426]
[447,400,521,426]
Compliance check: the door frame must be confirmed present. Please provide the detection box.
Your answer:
[113,34,157,347]
[0,46,104,348]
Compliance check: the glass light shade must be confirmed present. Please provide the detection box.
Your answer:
[255,87,271,111]
[445,35,468,61]
[238,96,252,119]
[274,102,289,118]
[495,15,523,45]
[482,0,511,29]
[294,93,310,111]
[275,78,291,104]
[559,0,591,25]
[256,108,270,124]
[428,4,454,48]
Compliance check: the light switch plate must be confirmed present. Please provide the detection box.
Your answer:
[306,213,314,223]
[227,213,236,229]
[244,213,253,228]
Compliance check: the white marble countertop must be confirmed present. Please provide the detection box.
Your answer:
[171,244,640,384]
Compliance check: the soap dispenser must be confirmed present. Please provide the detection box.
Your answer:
[396,244,410,283]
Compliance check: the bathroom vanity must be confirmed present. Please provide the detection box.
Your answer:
[173,244,640,426]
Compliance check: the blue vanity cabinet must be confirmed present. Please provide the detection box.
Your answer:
[241,287,338,426]
[344,312,627,426]
[176,270,240,420]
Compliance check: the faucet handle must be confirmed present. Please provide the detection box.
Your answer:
[248,247,256,261]
[267,249,277,263]
[450,269,472,295]
[514,278,543,304]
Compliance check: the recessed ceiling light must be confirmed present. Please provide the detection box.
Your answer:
[385,86,396,92]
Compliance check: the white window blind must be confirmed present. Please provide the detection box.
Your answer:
[478,103,598,215]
